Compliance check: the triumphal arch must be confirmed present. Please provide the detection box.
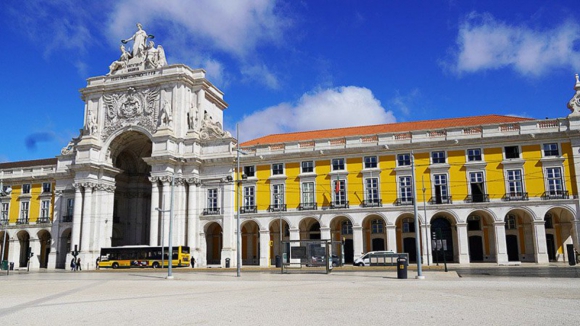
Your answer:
[50,24,238,269]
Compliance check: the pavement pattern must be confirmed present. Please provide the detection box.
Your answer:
[1,268,579,325]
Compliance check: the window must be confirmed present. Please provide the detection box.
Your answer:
[505,146,519,159]
[333,179,346,204]
[40,200,50,219]
[507,170,523,195]
[243,186,255,208]
[467,216,481,231]
[1,203,8,223]
[301,182,315,205]
[505,214,517,230]
[432,151,446,164]
[272,184,285,208]
[272,163,284,175]
[207,188,218,211]
[332,158,345,171]
[1,185,10,194]
[301,161,314,173]
[399,176,413,203]
[371,219,384,234]
[402,218,414,233]
[543,143,559,157]
[365,177,379,203]
[546,167,563,195]
[41,182,51,193]
[364,156,378,169]
[469,172,485,202]
[22,184,31,194]
[544,213,554,229]
[467,148,482,162]
[243,166,255,178]
[341,220,353,235]
[433,174,448,203]
[20,201,29,221]
[66,199,74,217]
[397,153,411,166]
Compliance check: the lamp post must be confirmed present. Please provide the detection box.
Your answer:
[1,178,13,274]
[422,176,430,266]
[155,175,174,280]
[155,195,166,270]
[411,152,424,279]
[236,124,242,277]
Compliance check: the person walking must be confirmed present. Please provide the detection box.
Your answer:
[191,257,195,268]
[70,258,76,272]
[76,257,82,271]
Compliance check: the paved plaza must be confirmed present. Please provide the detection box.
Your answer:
[1,268,580,325]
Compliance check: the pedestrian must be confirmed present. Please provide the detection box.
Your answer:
[575,248,580,263]
[70,258,76,272]
[96,257,100,270]
[76,257,82,271]
[191,257,195,268]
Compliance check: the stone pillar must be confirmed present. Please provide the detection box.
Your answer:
[160,178,171,246]
[80,183,94,252]
[494,222,509,264]
[101,187,115,249]
[456,223,470,264]
[28,238,40,270]
[71,184,83,251]
[533,220,549,264]
[48,191,63,270]
[386,225,397,252]
[174,178,186,245]
[353,226,364,257]
[422,223,432,265]
[149,177,159,246]
[259,229,271,267]
[320,226,331,241]
[186,178,199,249]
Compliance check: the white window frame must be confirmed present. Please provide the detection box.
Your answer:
[467,148,482,162]
[504,145,520,160]
[22,184,31,194]
[1,202,9,223]
[332,158,345,171]
[506,169,523,196]
[433,174,449,202]
[545,167,564,195]
[66,198,74,217]
[272,163,284,176]
[397,153,411,167]
[301,161,314,173]
[398,176,413,203]
[20,201,29,222]
[40,199,50,219]
[243,186,255,209]
[431,151,446,164]
[243,165,255,178]
[364,156,378,169]
[272,184,285,209]
[364,177,379,204]
[207,188,218,211]
[301,182,315,205]
[542,143,560,157]
[333,179,346,204]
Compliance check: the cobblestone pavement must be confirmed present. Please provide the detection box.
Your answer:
[1,268,579,325]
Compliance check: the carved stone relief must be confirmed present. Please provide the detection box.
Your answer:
[102,87,160,140]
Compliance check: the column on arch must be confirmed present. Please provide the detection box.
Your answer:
[149,177,160,246]
[186,178,199,249]
[353,225,364,257]
[71,183,83,251]
[259,229,271,267]
[386,224,397,252]
[494,221,509,264]
[174,177,187,245]
[80,183,94,252]
[533,220,549,263]
[456,223,470,264]
[159,177,171,247]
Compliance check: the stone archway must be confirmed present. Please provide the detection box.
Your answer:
[109,131,152,246]
[299,218,321,240]
[466,211,496,263]
[205,222,222,265]
[431,216,455,263]
[241,220,260,265]
[0,229,9,262]
[329,216,354,264]
[544,207,575,262]
[395,213,421,262]
[504,209,535,262]
[269,218,288,266]
[37,230,52,268]
[362,215,388,253]
[17,231,30,268]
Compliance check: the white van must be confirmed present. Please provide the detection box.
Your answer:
[353,251,397,266]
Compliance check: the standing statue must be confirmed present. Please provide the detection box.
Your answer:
[159,100,173,127]
[144,41,167,69]
[187,101,198,130]
[122,23,150,58]
[87,109,98,135]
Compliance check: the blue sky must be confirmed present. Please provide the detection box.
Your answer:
[1,0,579,163]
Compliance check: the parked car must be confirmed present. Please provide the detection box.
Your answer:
[307,255,340,267]
[354,251,396,266]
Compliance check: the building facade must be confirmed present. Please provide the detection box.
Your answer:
[1,24,580,270]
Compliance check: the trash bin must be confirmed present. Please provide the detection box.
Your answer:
[9,262,14,271]
[397,256,408,279]
[1,260,7,271]
[225,258,230,268]
[275,255,281,268]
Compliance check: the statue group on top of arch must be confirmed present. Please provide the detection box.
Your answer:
[108,23,167,76]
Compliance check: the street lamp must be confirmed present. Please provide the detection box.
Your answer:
[155,174,175,280]
[411,152,424,279]
[1,177,12,274]
[235,124,251,277]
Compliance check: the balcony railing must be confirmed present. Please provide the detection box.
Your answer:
[298,202,318,211]
[16,218,29,225]
[541,190,569,200]
[362,199,382,207]
[330,201,349,209]
[62,215,73,223]
[395,198,414,206]
[202,208,221,215]
[37,217,51,224]
[428,196,453,205]
[502,192,529,201]
[240,205,257,214]
[464,194,490,203]
[267,204,287,212]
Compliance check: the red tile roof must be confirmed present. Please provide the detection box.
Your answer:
[0,158,57,169]
[241,114,533,146]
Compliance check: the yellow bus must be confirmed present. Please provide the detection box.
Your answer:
[98,245,190,269]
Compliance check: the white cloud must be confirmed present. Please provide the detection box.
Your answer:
[237,86,396,142]
[390,89,421,116]
[448,12,580,76]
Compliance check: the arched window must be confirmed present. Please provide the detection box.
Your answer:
[544,213,554,229]
[505,214,517,230]
[467,215,481,231]
[371,219,384,234]
[341,220,353,235]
